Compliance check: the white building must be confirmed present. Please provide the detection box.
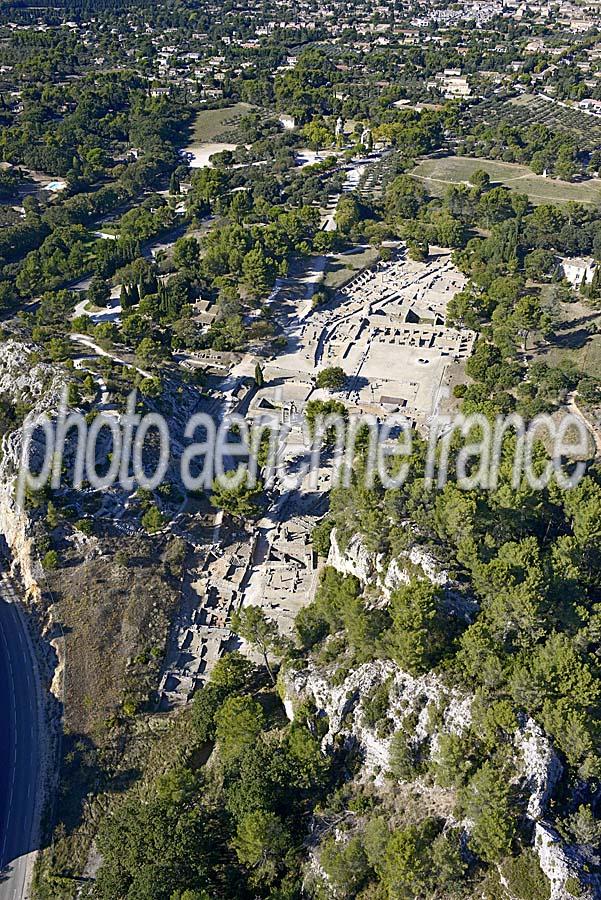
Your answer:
[428,70,471,99]
[561,256,597,287]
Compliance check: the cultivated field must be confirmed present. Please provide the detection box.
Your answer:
[465,94,601,151]
[191,102,256,142]
[411,155,601,205]
[507,94,601,148]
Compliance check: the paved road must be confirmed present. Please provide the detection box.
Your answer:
[0,573,43,900]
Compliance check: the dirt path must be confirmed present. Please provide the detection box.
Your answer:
[566,391,601,457]
[70,333,152,379]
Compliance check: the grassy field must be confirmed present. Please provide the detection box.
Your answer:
[191,102,255,142]
[537,297,601,380]
[411,155,601,206]
[323,245,380,290]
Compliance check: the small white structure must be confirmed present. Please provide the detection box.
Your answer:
[560,256,597,287]
[428,70,471,99]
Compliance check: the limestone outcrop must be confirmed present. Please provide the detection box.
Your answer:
[0,340,66,595]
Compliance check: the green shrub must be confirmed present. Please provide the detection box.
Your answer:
[565,876,584,898]
[362,679,391,729]
[74,518,94,535]
[500,851,551,900]
[42,549,59,570]
[141,504,165,533]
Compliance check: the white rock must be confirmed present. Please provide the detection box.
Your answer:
[328,528,456,604]
[384,545,450,594]
[535,822,599,900]
[0,340,66,595]
[282,658,471,782]
[515,719,563,821]
[326,529,382,584]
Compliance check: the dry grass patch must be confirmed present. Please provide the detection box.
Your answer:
[411,155,601,206]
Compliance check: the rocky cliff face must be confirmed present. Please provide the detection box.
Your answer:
[315,528,598,899]
[515,719,563,822]
[283,657,598,899]
[0,340,66,596]
[326,529,384,585]
[282,657,472,782]
[535,823,601,900]
[328,527,456,598]
[511,720,598,898]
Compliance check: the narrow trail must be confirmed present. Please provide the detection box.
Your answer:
[566,392,601,457]
[70,333,152,379]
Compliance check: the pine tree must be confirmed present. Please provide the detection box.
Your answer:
[146,272,159,295]
[589,266,601,302]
